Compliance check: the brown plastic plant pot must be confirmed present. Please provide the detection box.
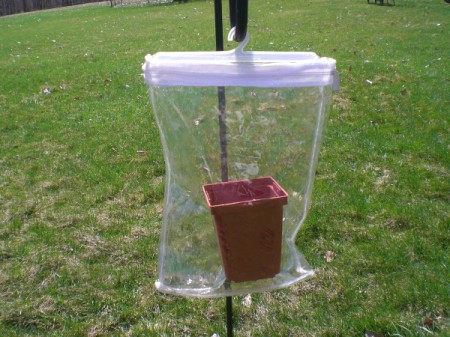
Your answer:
[202,176,288,283]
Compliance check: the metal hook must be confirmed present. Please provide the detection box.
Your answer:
[229,0,248,42]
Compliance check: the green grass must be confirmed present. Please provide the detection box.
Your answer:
[0,0,448,336]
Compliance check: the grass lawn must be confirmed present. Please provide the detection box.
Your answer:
[0,0,448,336]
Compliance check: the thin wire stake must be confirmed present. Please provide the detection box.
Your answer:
[214,1,233,337]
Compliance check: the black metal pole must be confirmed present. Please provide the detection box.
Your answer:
[214,1,233,337]
[214,0,227,182]
[218,87,228,183]
[229,0,237,28]
[234,0,248,42]
[228,0,248,42]
[214,0,224,52]
[226,295,233,337]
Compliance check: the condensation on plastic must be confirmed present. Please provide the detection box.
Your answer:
[143,35,337,297]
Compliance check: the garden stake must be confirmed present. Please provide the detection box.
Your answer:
[214,1,233,335]
[214,1,249,335]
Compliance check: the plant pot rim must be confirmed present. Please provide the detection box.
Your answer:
[202,176,288,213]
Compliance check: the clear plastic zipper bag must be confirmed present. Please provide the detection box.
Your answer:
[143,34,338,297]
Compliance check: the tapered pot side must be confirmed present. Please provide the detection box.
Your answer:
[202,177,288,283]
